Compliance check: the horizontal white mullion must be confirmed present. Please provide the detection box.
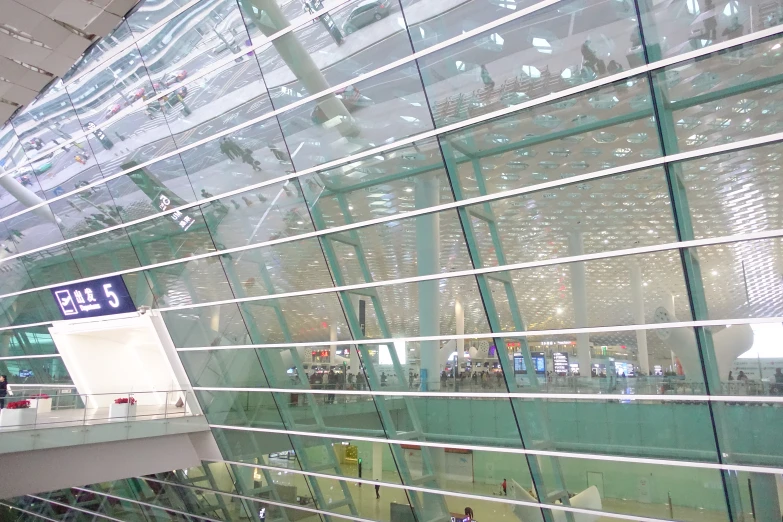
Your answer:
[1,17,782,240]
[69,487,224,522]
[0,502,60,522]
[3,130,783,307]
[0,0,567,216]
[148,467,673,522]
[132,478,380,522]
[62,0,202,89]
[191,386,783,404]
[9,383,75,387]
[157,226,783,312]
[209,423,783,476]
[15,0,356,172]
[0,353,60,361]
[0,321,54,334]
[26,495,125,522]
[174,315,783,351]
[209,459,681,522]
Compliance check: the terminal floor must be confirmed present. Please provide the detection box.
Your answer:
[264,461,731,522]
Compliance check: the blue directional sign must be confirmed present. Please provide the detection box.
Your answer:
[50,275,136,320]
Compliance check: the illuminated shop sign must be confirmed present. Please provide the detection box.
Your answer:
[51,275,136,319]
[552,352,569,374]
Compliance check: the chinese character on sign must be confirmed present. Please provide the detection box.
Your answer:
[171,210,182,221]
[74,290,85,304]
[85,288,96,302]
[180,216,193,231]
[159,195,171,211]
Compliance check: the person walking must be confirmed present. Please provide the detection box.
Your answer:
[375,483,380,499]
[502,478,507,496]
[480,64,495,89]
[0,375,8,409]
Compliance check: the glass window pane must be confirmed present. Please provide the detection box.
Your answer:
[418,0,642,127]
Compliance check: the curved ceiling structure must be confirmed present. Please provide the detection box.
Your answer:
[0,0,140,122]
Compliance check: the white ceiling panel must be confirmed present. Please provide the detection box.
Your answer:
[0,0,142,124]
[0,82,37,105]
[0,101,17,122]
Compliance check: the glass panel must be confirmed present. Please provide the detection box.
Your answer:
[61,21,135,85]
[0,290,61,328]
[221,237,334,298]
[677,141,783,240]
[125,208,216,265]
[439,74,660,200]
[348,275,489,339]
[278,64,434,172]
[418,0,642,127]
[201,180,312,252]
[143,256,234,307]
[239,293,351,344]
[716,403,783,467]
[104,156,197,223]
[462,166,676,267]
[485,250,692,332]
[301,137,453,230]
[66,229,141,278]
[163,303,251,348]
[405,0,542,52]
[0,356,72,386]
[176,114,292,199]
[20,246,83,289]
[0,326,58,357]
[319,210,472,286]
[253,0,412,112]
[690,237,783,321]
[127,0,192,35]
[652,33,783,154]
[641,0,777,61]
[180,348,269,388]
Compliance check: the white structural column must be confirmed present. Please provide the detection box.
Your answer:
[372,441,383,481]
[416,174,440,391]
[630,262,650,375]
[0,175,60,224]
[241,0,357,137]
[455,300,465,374]
[330,323,337,365]
[750,473,783,522]
[568,232,591,377]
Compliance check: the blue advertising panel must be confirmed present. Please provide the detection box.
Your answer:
[50,275,136,320]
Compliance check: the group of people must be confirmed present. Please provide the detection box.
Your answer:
[727,368,783,394]
[219,137,262,171]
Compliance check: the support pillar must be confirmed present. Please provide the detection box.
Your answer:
[455,300,465,376]
[568,232,591,377]
[749,473,782,522]
[239,0,357,137]
[0,175,60,225]
[416,174,440,391]
[372,442,383,481]
[330,323,337,366]
[630,262,650,375]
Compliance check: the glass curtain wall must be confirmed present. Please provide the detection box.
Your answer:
[1,0,783,521]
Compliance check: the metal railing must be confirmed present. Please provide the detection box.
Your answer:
[0,389,196,431]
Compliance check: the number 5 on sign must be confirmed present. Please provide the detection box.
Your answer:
[103,283,120,307]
